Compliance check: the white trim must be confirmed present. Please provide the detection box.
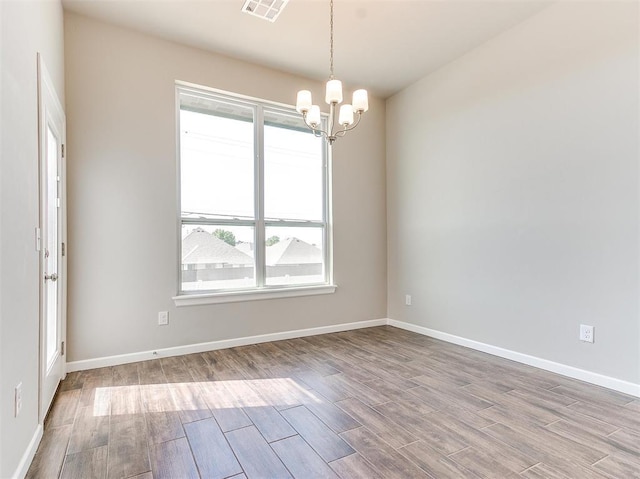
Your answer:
[176,84,333,298]
[65,316,639,396]
[12,425,43,479]
[388,319,640,398]
[176,80,296,111]
[173,284,336,306]
[37,53,67,424]
[66,318,385,372]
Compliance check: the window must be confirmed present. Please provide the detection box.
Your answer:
[176,84,333,303]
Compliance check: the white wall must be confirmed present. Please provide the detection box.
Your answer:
[0,0,4,470]
[0,1,65,477]
[64,12,387,363]
[0,1,4,471]
[387,2,639,384]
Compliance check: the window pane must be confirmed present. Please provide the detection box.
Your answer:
[181,224,255,291]
[180,97,254,220]
[265,226,325,286]
[264,110,324,221]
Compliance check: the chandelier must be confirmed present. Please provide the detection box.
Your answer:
[295,0,369,145]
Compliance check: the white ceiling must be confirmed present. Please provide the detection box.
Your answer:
[62,0,552,98]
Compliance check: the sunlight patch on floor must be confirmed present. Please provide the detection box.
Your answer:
[94,377,321,416]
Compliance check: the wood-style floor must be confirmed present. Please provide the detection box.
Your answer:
[27,326,640,479]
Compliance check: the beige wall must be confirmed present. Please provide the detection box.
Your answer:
[1,1,65,476]
[64,12,387,363]
[387,2,639,384]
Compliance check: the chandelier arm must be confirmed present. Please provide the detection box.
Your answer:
[311,125,331,138]
[302,113,330,138]
[334,112,363,138]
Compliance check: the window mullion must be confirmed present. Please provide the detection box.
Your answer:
[323,136,332,285]
[181,218,256,227]
[263,220,325,228]
[254,105,266,287]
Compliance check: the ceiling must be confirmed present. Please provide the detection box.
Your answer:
[62,0,552,98]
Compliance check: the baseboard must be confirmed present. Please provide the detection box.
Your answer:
[65,316,639,397]
[388,319,640,398]
[66,318,387,372]
[12,424,43,479]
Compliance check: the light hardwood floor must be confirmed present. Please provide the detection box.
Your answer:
[27,326,640,479]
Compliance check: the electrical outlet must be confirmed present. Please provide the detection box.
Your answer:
[158,311,169,326]
[579,324,594,343]
[15,383,22,417]
[405,294,412,306]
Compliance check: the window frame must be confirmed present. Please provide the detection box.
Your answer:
[174,82,335,305]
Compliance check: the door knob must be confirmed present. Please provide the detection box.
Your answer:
[44,273,58,282]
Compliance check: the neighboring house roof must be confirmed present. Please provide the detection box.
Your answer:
[183,228,253,265]
[235,241,254,257]
[266,237,322,266]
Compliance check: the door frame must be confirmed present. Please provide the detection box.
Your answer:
[37,53,67,423]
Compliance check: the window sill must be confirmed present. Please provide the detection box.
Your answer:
[173,284,337,307]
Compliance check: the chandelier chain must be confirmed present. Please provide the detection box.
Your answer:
[329,0,334,79]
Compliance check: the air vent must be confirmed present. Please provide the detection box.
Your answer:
[241,0,289,22]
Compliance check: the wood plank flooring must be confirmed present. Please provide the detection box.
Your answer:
[27,326,640,479]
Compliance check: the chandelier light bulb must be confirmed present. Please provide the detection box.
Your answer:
[307,105,321,127]
[296,90,312,113]
[339,104,354,126]
[325,79,343,104]
[352,89,369,112]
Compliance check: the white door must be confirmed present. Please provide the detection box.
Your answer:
[38,54,67,421]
